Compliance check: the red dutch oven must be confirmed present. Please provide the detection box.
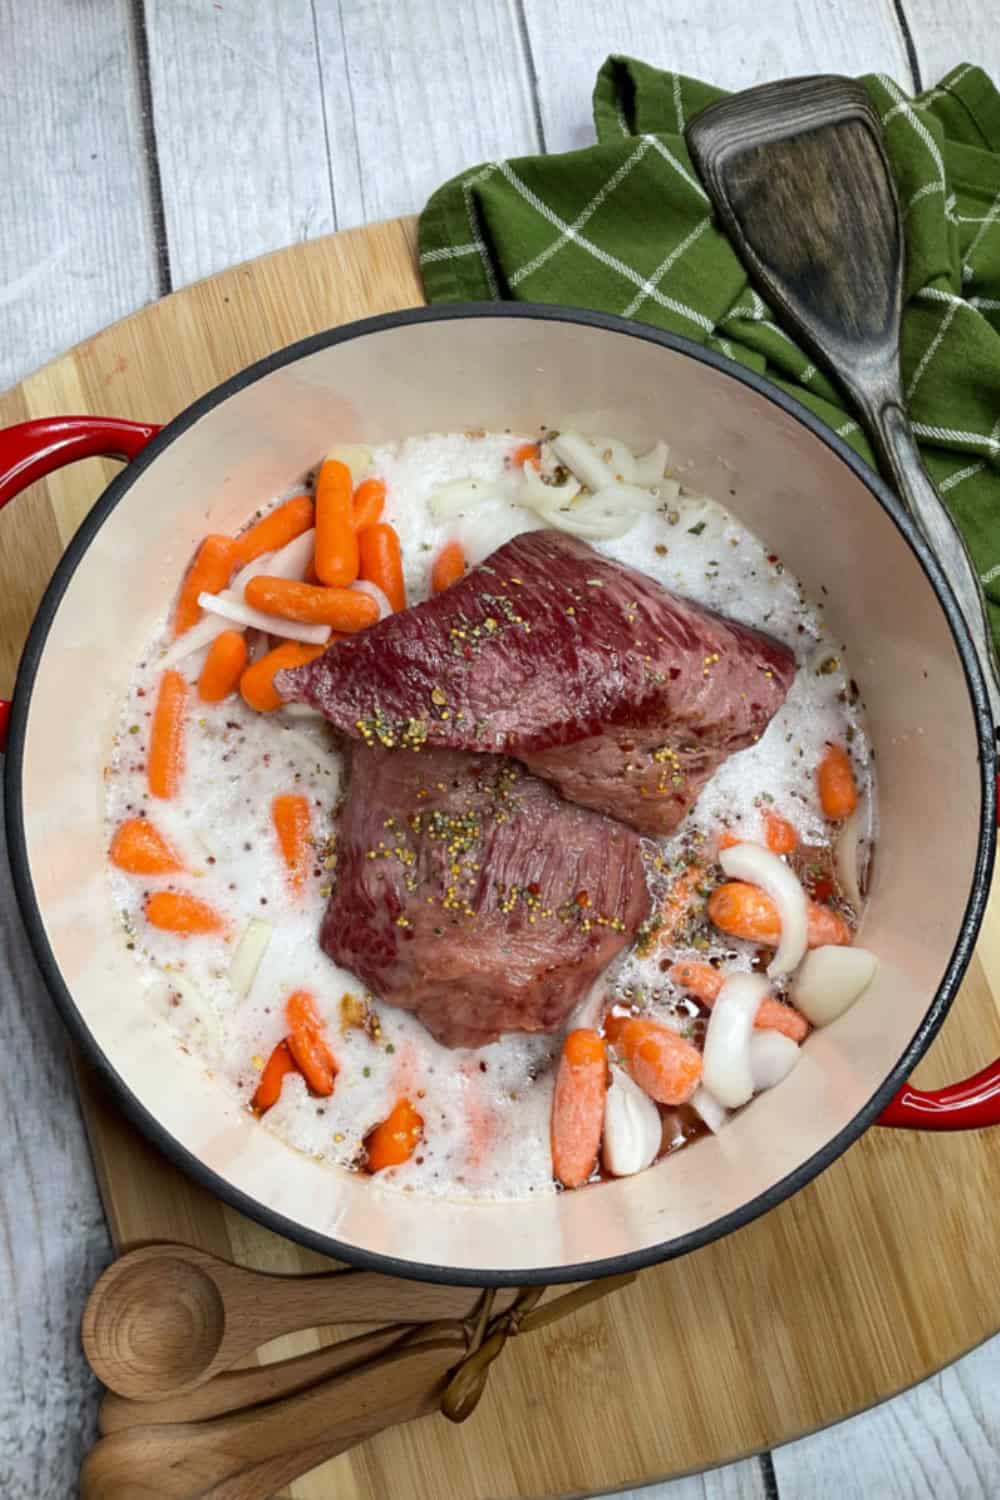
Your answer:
[2,306,998,1285]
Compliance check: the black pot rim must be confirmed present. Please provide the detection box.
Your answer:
[5,300,996,1287]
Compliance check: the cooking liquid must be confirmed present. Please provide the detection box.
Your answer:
[106,432,873,1200]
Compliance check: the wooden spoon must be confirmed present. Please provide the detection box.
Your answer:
[98,1323,418,1432]
[83,1242,515,1402]
[80,1329,465,1500]
[685,76,1000,722]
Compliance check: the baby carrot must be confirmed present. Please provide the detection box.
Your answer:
[197,630,248,703]
[272,793,311,893]
[109,818,183,875]
[145,890,224,936]
[764,810,798,855]
[240,641,326,713]
[707,882,852,948]
[252,1040,299,1116]
[358,523,406,613]
[818,743,858,820]
[244,576,378,631]
[551,1029,608,1189]
[669,961,809,1043]
[286,989,338,1097]
[173,534,236,638]
[604,1015,703,1105]
[366,1097,425,1173]
[431,540,467,595]
[232,495,314,568]
[656,864,705,946]
[352,477,386,533]
[511,441,541,470]
[314,458,359,587]
[148,669,187,800]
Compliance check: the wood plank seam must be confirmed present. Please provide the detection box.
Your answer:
[513,0,549,151]
[330,0,366,225]
[129,0,173,295]
[890,0,924,92]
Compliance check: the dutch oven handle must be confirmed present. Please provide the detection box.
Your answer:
[0,415,160,751]
[1,415,997,1130]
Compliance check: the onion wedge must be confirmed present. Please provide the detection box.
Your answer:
[749,1031,800,1091]
[791,946,878,1026]
[702,972,769,1109]
[602,1065,662,1177]
[690,1085,729,1133]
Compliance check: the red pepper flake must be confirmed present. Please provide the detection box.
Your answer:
[528,882,541,897]
[575,890,590,907]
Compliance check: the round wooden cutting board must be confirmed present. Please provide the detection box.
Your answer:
[3,217,1000,1500]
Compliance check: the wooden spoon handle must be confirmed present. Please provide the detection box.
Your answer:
[245,1264,517,1333]
[197,1374,444,1500]
[98,1324,418,1432]
[80,1334,464,1500]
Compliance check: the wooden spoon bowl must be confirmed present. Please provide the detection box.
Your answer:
[94,1255,227,1400]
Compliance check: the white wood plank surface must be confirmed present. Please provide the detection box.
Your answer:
[519,0,913,153]
[772,1335,1000,1499]
[0,0,158,390]
[143,0,336,288]
[313,0,542,228]
[904,0,999,90]
[4,1,1000,1496]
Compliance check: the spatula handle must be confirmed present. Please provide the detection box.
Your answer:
[871,400,1000,730]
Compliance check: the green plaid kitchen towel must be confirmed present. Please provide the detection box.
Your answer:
[419,57,1000,642]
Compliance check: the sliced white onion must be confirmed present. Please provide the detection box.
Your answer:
[160,546,291,668]
[652,476,682,504]
[690,1085,729,1133]
[702,972,769,1109]
[588,437,636,483]
[264,528,315,582]
[591,481,662,514]
[532,505,637,541]
[230,550,274,593]
[350,578,393,620]
[154,970,222,1059]
[325,444,372,485]
[631,440,670,487]
[791,946,878,1026]
[530,488,652,541]
[835,804,865,910]
[196,590,330,644]
[159,611,237,668]
[720,842,809,979]
[749,1031,801,1091]
[601,1065,662,1177]
[549,430,617,493]
[429,477,507,520]
[519,463,581,511]
[228,918,272,1003]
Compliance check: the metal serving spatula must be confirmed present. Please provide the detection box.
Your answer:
[685,76,1000,723]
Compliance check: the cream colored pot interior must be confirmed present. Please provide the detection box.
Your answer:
[17,315,985,1276]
